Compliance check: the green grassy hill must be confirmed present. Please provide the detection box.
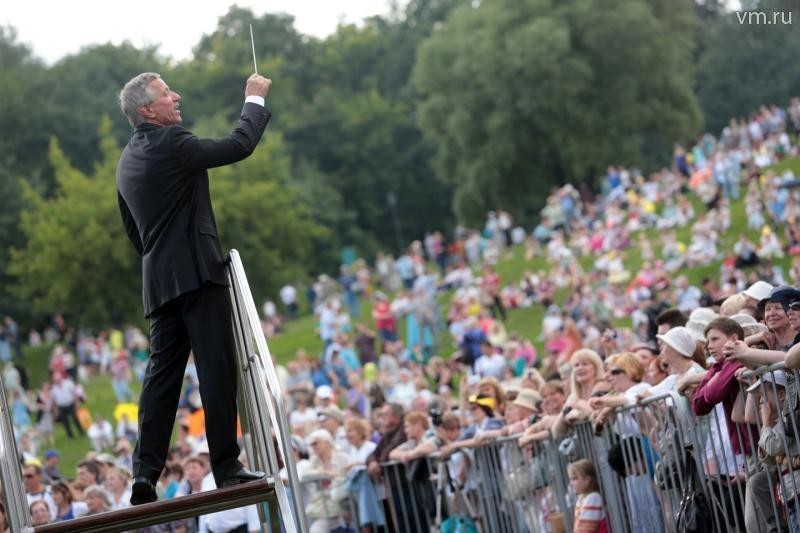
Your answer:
[18,155,800,477]
[266,156,800,360]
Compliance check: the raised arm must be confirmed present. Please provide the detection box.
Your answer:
[174,75,272,170]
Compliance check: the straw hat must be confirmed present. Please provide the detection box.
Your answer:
[512,388,542,413]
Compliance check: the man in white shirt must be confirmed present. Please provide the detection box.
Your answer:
[51,372,84,439]
[87,415,115,451]
[197,451,261,533]
[474,341,507,380]
[279,283,298,320]
[24,461,57,520]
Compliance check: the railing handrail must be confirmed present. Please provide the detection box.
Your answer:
[226,249,307,533]
[33,478,275,533]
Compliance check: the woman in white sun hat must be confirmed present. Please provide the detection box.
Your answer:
[648,327,707,397]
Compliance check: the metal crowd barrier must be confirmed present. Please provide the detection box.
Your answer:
[298,473,359,532]
[381,459,436,533]
[349,363,800,533]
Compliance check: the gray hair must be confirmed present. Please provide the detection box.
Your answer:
[119,72,160,127]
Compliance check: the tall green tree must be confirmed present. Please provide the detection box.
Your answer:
[8,117,324,326]
[695,0,800,132]
[0,27,52,322]
[8,118,141,327]
[413,0,701,224]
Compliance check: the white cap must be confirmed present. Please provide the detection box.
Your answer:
[316,385,334,400]
[656,327,696,358]
[730,313,769,337]
[747,370,787,393]
[743,280,774,302]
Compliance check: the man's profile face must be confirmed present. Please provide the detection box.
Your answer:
[141,78,182,126]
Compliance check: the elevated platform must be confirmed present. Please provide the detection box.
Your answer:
[33,479,276,533]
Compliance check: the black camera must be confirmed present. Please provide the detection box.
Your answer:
[429,407,444,427]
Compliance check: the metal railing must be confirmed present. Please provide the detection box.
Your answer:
[227,249,307,533]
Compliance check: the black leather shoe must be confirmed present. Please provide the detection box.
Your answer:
[131,477,158,505]
[221,467,266,487]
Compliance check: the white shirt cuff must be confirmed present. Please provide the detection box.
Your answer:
[245,95,265,107]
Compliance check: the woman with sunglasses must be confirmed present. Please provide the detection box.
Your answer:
[587,352,649,431]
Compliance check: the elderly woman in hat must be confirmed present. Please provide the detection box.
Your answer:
[476,388,541,443]
[730,286,800,369]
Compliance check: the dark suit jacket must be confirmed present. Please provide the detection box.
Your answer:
[116,102,270,317]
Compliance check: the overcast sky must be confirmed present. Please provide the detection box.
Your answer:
[2,1,398,64]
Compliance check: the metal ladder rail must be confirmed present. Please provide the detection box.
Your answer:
[226,249,308,533]
[0,378,31,532]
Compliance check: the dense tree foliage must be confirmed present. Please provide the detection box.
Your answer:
[413,0,702,223]
[1,0,799,325]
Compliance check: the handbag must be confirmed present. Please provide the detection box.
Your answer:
[440,515,478,533]
[503,457,535,501]
[675,451,713,533]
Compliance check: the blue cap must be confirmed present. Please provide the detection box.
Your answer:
[769,286,800,303]
[44,450,59,459]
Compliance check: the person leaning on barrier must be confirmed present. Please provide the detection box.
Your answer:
[387,413,463,465]
[588,352,649,429]
[552,349,605,437]
[440,394,503,458]
[519,380,568,446]
[389,412,430,462]
[366,403,407,478]
[476,388,541,443]
[692,318,759,457]
[735,370,793,533]
[726,287,800,369]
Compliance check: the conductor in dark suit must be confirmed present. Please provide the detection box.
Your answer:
[116,71,271,505]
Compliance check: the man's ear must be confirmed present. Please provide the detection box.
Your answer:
[138,104,153,120]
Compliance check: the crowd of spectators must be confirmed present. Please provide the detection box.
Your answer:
[3,98,800,532]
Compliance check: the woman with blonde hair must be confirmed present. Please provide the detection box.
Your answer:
[588,352,649,433]
[552,349,604,436]
[344,418,376,470]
